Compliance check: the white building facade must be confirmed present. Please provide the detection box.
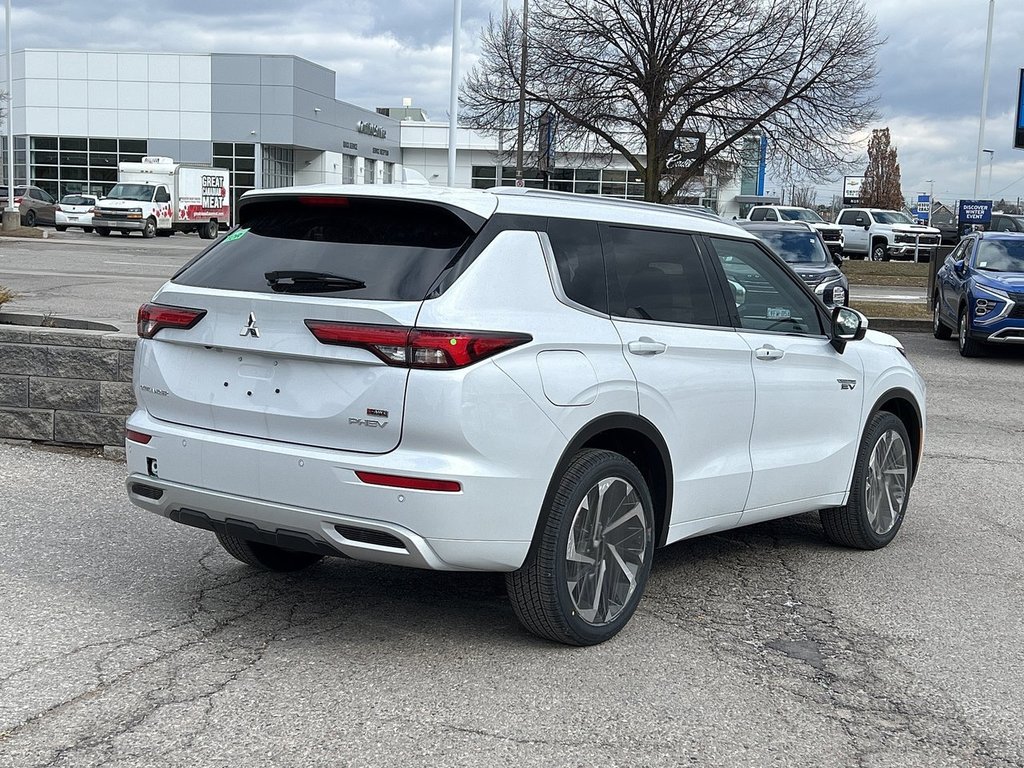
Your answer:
[0,49,402,220]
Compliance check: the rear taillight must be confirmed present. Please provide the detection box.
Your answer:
[137,303,207,339]
[125,429,152,444]
[14,196,22,204]
[56,204,64,212]
[304,321,531,369]
[355,471,461,492]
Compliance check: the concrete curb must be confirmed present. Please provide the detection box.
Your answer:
[866,318,932,333]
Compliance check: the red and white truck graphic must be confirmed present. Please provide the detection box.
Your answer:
[92,156,231,239]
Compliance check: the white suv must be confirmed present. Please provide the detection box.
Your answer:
[126,185,926,645]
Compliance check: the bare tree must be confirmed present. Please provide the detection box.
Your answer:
[462,0,881,202]
[790,185,817,208]
[859,127,903,210]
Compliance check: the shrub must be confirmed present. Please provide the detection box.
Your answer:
[0,284,15,311]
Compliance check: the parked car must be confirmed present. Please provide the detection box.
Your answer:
[0,185,57,227]
[836,208,941,262]
[746,205,845,258]
[125,185,926,646]
[988,213,1024,233]
[55,194,99,233]
[736,221,849,307]
[933,231,1024,357]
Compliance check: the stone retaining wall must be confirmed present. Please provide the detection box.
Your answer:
[0,325,136,452]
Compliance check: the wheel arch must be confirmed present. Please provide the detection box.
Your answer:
[528,413,674,558]
[870,388,923,484]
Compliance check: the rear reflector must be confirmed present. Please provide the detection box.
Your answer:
[125,429,152,444]
[304,321,531,369]
[137,302,207,339]
[355,471,462,493]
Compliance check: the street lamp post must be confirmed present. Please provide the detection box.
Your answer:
[974,0,995,198]
[447,0,462,188]
[982,149,994,200]
[515,0,527,185]
[3,0,17,231]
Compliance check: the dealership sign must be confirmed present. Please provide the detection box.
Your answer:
[958,200,993,225]
[843,175,864,205]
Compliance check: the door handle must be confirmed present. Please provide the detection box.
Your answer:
[627,337,667,355]
[755,344,784,361]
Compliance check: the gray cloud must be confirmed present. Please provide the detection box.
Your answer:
[8,0,1024,201]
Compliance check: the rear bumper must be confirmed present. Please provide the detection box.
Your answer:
[124,409,556,572]
[55,211,93,227]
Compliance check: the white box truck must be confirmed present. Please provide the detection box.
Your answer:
[92,156,230,239]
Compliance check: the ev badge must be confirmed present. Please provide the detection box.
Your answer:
[240,312,260,338]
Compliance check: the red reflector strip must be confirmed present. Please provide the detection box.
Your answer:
[355,471,461,493]
[137,302,207,339]
[125,429,152,444]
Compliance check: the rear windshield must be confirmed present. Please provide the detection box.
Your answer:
[758,230,829,263]
[60,195,93,206]
[173,196,481,301]
[778,208,824,223]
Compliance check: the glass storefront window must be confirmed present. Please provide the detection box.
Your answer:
[59,137,87,151]
[342,154,355,184]
[89,138,117,152]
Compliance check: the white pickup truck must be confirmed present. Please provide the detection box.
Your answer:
[92,157,230,239]
[836,208,941,262]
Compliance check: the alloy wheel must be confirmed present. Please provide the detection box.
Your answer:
[564,477,648,626]
[864,429,908,535]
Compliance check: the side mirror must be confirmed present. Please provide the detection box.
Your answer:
[830,306,867,353]
[727,278,747,308]
[953,259,965,277]
[832,252,843,268]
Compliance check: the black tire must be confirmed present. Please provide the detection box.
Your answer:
[96,227,110,237]
[84,227,93,233]
[55,225,67,232]
[215,531,324,572]
[142,218,157,239]
[820,411,912,550]
[198,220,218,240]
[25,209,37,227]
[506,449,655,646]
[870,240,887,262]
[932,297,952,340]
[958,306,984,357]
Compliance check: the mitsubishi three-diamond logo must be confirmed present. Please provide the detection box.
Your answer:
[240,312,260,338]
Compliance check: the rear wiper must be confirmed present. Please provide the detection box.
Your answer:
[265,270,366,293]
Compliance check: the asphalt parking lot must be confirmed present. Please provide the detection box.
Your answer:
[1,333,1022,767]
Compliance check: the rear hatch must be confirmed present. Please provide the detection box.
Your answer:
[138,193,490,453]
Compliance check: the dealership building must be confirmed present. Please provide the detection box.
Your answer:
[1,48,762,219]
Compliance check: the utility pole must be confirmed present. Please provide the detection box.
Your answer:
[515,0,528,186]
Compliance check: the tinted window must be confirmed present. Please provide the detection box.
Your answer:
[60,195,94,206]
[749,208,766,221]
[709,238,823,335]
[763,210,778,221]
[546,218,608,313]
[837,210,862,225]
[603,226,720,326]
[873,211,913,225]
[174,197,480,302]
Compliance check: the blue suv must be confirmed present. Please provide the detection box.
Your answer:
[933,231,1024,356]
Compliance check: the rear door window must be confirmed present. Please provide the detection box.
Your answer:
[174,196,483,301]
[602,225,721,326]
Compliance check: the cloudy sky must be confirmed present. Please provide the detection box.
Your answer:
[9,0,1024,206]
